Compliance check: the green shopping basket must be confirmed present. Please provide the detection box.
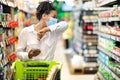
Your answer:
[12,60,62,80]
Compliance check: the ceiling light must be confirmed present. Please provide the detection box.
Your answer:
[65,0,74,7]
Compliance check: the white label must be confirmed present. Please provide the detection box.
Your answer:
[111,36,116,40]
[116,37,120,41]
[0,54,2,60]
[87,31,92,34]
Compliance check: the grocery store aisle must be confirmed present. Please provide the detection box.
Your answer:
[54,40,95,80]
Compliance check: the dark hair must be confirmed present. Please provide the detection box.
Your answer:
[36,1,55,20]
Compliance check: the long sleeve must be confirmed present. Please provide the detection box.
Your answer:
[48,21,68,34]
[16,28,29,61]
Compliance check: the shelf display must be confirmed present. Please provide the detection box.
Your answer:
[67,9,99,74]
[76,10,98,62]
[0,0,38,79]
[96,0,120,80]
[97,59,120,80]
[0,3,18,79]
[97,66,116,80]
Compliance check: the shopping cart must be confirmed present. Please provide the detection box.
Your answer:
[12,60,62,80]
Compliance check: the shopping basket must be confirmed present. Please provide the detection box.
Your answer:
[12,60,62,80]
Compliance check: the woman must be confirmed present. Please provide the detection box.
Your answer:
[16,1,68,61]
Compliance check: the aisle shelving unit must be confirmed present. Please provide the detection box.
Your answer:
[96,0,120,80]
[0,0,36,79]
[66,9,99,74]
[98,60,120,80]
[0,1,18,79]
[73,10,98,62]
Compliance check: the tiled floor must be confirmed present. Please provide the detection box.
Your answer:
[54,40,95,80]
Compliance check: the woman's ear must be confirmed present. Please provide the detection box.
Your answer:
[42,14,46,20]
[42,14,50,21]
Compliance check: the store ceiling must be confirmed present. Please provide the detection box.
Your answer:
[23,0,93,12]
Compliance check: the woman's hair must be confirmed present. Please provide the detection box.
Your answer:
[36,1,55,20]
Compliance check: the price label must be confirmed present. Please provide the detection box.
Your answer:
[111,72,119,80]
[116,56,120,62]
[87,31,92,34]
[101,18,107,22]
[116,37,120,42]
[112,54,120,62]
[112,54,116,60]
[111,36,116,40]
[0,54,2,60]
[112,50,116,54]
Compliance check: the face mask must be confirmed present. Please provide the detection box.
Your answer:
[46,17,58,26]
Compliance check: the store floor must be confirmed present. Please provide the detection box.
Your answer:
[53,40,95,80]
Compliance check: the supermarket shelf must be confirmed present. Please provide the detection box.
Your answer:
[82,42,98,46]
[112,47,120,57]
[84,57,97,62]
[84,54,98,57]
[98,59,120,80]
[72,45,98,58]
[98,17,120,22]
[0,1,33,14]
[73,39,97,46]
[98,32,120,42]
[84,7,113,11]
[97,72,105,80]
[1,0,16,8]
[83,35,98,39]
[93,7,113,11]
[83,31,98,35]
[83,62,98,67]
[84,20,98,23]
[98,46,120,63]
[97,0,117,7]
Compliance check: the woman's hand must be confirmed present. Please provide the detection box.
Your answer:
[28,49,41,59]
[37,27,50,40]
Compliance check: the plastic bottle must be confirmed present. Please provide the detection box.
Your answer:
[0,4,2,14]
[118,6,120,17]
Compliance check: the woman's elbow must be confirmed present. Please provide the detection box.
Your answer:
[61,21,68,30]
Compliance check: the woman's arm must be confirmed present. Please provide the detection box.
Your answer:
[48,21,68,33]
[37,21,68,40]
[16,28,29,61]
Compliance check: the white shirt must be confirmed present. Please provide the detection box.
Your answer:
[16,21,68,61]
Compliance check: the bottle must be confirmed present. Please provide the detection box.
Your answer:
[118,6,120,17]
[0,4,3,15]
[113,5,118,17]
[0,4,3,26]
